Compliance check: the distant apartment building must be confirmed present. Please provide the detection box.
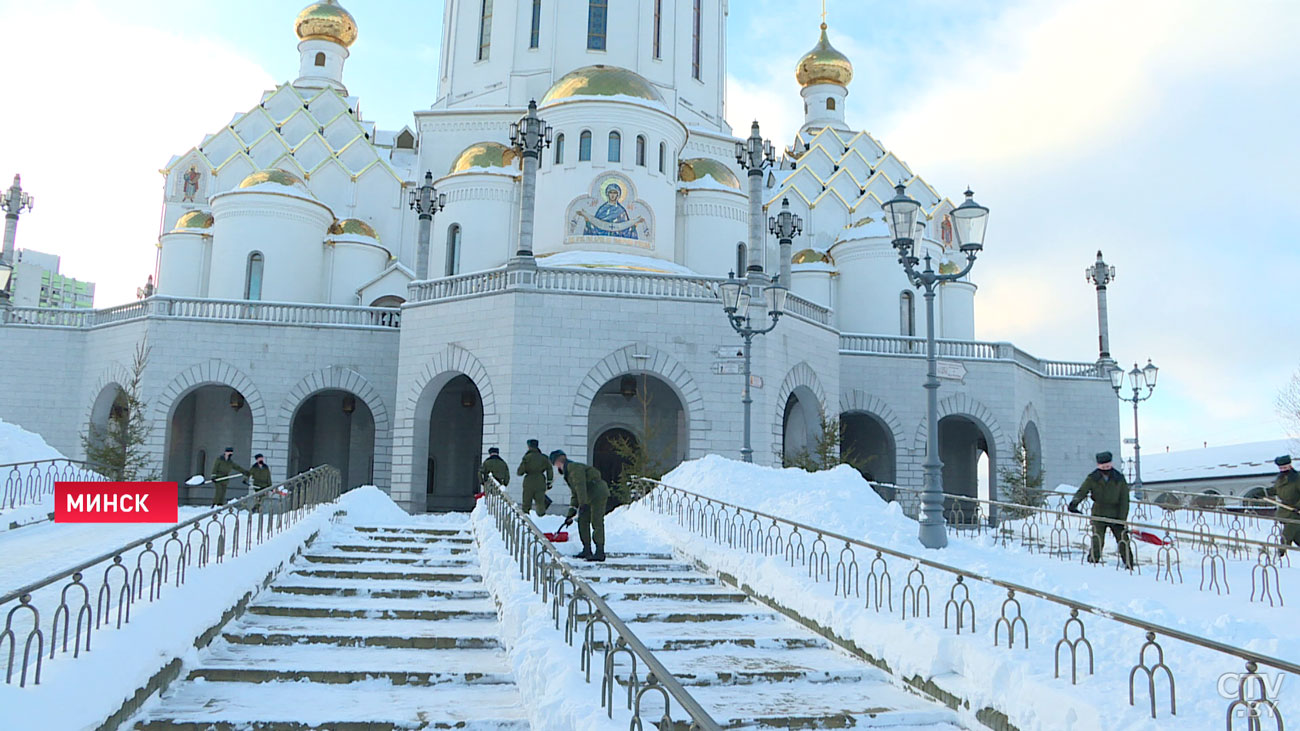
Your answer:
[11,249,95,309]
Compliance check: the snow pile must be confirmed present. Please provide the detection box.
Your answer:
[0,499,342,730]
[0,416,65,464]
[0,416,103,530]
[623,455,1297,731]
[336,485,413,525]
[537,250,700,276]
[471,504,631,731]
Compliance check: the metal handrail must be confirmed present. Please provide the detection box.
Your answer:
[633,476,1296,722]
[0,465,342,687]
[480,477,721,730]
[1,458,110,512]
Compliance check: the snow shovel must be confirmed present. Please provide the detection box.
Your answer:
[186,473,245,487]
[545,515,573,543]
[1129,528,1169,547]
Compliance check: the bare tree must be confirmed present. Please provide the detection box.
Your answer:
[1280,363,1300,448]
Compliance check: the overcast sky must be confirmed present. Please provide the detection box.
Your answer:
[0,0,1296,455]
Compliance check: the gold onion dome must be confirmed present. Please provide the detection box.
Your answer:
[792,248,835,266]
[449,142,520,174]
[172,210,214,231]
[678,158,741,190]
[796,24,853,88]
[295,1,358,48]
[541,65,666,106]
[329,218,380,241]
[238,169,309,192]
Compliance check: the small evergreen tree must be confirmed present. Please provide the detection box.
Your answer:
[999,436,1045,519]
[606,375,671,499]
[783,410,874,476]
[83,340,154,481]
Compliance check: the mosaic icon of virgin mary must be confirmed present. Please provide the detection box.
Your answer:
[579,182,643,240]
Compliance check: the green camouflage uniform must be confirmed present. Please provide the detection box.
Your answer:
[479,455,510,488]
[1069,468,1132,567]
[210,456,249,506]
[1266,470,1300,552]
[248,461,273,511]
[562,460,610,553]
[516,448,553,517]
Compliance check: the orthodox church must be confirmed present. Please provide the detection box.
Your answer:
[0,0,1118,514]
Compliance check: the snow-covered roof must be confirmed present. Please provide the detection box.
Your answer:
[1140,439,1294,483]
[536,251,698,275]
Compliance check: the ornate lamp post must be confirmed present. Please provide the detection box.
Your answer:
[1086,251,1116,365]
[408,171,446,280]
[768,197,803,287]
[1,174,34,265]
[735,121,775,279]
[719,272,788,462]
[1110,360,1158,496]
[509,99,552,259]
[888,184,990,549]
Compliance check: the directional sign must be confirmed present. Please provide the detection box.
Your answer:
[937,360,967,381]
[749,375,764,389]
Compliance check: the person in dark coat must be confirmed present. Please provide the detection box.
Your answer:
[1068,451,1132,568]
[248,454,273,511]
[1266,455,1300,556]
[210,447,249,507]
[516,439,553,517]
[479,447,510,489]
[551,450,609,562]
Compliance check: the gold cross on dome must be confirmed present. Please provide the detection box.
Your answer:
[822,0,828,24]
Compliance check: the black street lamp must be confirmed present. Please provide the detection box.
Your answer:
[408,171,446,280]
[509,100,553,259]
[1110,359,1159,495]
[720,271,788,463]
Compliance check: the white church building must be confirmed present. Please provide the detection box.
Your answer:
[0,0,1118,513]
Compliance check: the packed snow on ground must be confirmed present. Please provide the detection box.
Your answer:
[622,455,1298,731]
[0,492,347,730]
[472,501,677,731]
[0,416,65,465]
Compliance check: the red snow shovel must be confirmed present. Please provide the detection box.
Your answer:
[544,516,573,543]
[1130,529,1169,547]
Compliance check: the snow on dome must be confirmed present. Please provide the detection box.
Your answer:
[448,142,520,175]
[792,248,834,266]
[537,250,698,275]
[295,0,358,48]
[540,65,666,106]
[172,210,213,231]
[329,217,380,241]
[678,158,741,190]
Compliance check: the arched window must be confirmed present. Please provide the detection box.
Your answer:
[554,133,565,164]
[579,131,592,161]
[658,142,666,173]
[314,52,326,67]
[826,98,836,111]
[900,291,916,336]
[691,0,702,80]
[587,0,608,51]
[477,0,493,61]
[445,225,462,277]
[529,0,542,49]
[608,131,621,162]
[652,0,663,59]
[245,252,264,301]
[735,243,747,276]
[635,135,647,166]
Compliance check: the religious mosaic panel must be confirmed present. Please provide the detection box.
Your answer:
[564,172,654,249]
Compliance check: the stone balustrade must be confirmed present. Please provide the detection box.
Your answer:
[839,333,1104,380]
[1,296,401,330]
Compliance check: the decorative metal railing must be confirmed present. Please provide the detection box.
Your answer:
[0,465,341,687]
[632,477,1298,724]
[3,297,401,330]
[884,486,1294,605]
[1,459,109,514]
[839,333,1105,379]
[480,477,720,730]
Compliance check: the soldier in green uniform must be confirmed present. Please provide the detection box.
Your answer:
[1068,451,1132,568]
[210,447,249,507]
[551,450,609,562]
[479,447,510,490]
[1266,455,1300,556]
[516,439,553,517]
[248,453,273,511]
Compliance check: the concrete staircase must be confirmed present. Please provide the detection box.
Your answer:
[571,552,968,730]
[131,523,531,731]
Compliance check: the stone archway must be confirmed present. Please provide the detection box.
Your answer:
[773,363,826,465]
[278,367,390,488]
[571,345,703,462]
[586,373,686,482]
[839,390,905,486]
[912,394,1008,523]
[593,427,638,485]
[288,390,376,489]
[418,374,483,513]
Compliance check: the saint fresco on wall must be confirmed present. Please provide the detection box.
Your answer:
[565,173,653,248]
[179,165,203,202]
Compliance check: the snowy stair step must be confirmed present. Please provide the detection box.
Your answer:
[290,567,481,581]
[270,584,490,600]
[199,643,512,676]
[300,552,475,564]
[601,589,748,603]
[132,680,529,731]
[686,679,964,729]
[245,604,499,622]
[353,526,471,536]
[223,629,503,650]
[328,543,472,554]
[620,647,884,687]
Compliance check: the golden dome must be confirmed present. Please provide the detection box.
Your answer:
[329,218,380,241]
[796,24,853,88]
[792,248,835,266]
[449,142,520,174]
[678,158,741,190]
[938,259,961,275]
[238,169,309,191]
[172,211,213,231]
[540,65,666,106]
[295,1,358,48]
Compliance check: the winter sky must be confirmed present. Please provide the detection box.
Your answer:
[0,0,1296,456]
